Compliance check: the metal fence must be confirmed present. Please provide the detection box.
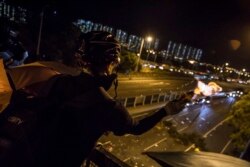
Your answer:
[119,91,183,108]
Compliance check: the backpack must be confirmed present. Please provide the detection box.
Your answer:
[0,74,68,166]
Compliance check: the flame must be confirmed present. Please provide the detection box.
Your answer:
[195,80,222,96]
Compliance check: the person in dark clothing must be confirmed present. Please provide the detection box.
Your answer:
[0,29,28,67]
[2,31,188,167]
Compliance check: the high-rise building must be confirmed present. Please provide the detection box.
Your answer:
[165,40,203,62]
[0,1,27,23]
[153,38,160,50]
[93,23,103,31]
[73,19,114,34]
[115,29,127,45]
[73,19,94,33]
[128,34,141,52]
[102,25,113,34]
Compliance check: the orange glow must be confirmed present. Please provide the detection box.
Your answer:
[229,40,241,50]
[195,80,222,96]
[0,59,13,113]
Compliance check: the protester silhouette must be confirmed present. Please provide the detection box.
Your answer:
[0,29,28,67]
[0,31,189,167]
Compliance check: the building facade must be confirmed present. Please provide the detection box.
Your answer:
[73,18,203,63]
[163,40,203,62]
[0,1,27,24]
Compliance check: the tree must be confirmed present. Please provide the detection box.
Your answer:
[227,92,250,151]
[119,47,139,73]
[163,120,206,150]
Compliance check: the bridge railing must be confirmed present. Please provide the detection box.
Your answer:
[118,90,184,109]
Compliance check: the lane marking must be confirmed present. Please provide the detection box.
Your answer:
[165,117,173,121]
[133,113,149,118]
[178,126,188,132]
[149,82,170,86]
[220,139,232,153]
[143,137,168,151]
[179,112,189,116]
[203,117,230,138]
[102,141,111,145]
[123,157,130,162]
[185,116,233,152]
[185,144,195,152]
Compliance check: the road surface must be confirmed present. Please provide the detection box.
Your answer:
[98,96,238,166]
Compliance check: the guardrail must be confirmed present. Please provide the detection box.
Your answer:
[114,77,195,109]
[118,91,185,108]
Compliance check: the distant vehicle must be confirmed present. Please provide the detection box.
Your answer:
[185,96,210,107]
[226,90,243,97]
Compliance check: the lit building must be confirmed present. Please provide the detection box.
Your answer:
[144,38,159,51]
[92,23,103,31]
[165,40,203,62]
[115,29,127,45]
[102,25,113,34]
[0,1,27,23]
[127,34,141,52]
[73,19,114,34]
[73,18,163,57]
[153,38,160,50]
[73,19,94,33]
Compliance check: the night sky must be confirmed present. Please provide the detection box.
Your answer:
[8,0,250,70]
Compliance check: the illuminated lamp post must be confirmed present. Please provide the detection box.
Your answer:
[36,5,56,57]
[36,6,47,56]
[145,36,153,61]
[135,36,152,72]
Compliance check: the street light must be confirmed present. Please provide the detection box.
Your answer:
[36,5,56,57]
[135,36,152,72]
[146,36,152,43]
[36,9,44,56]
[146,37,153,61]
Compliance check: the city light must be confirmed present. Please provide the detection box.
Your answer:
[146,36,153,42]
[188,60,196,64]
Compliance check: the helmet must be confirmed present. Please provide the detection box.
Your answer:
[76,31,121,67]
[75,31,121,97]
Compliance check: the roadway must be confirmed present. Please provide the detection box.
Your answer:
[98,93,239,166]
[108,76,195,98]
[2,61,248,165]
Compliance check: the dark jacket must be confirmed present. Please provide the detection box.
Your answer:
[34,72,167,167]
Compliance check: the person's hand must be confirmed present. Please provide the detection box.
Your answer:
[164,93,192,116]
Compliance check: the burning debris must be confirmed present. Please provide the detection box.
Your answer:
[192,80,222,100]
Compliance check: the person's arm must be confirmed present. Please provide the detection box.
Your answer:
[107,97,188,136]
[127,107,167,135]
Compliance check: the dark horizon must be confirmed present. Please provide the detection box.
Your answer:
[6,0,250,70]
